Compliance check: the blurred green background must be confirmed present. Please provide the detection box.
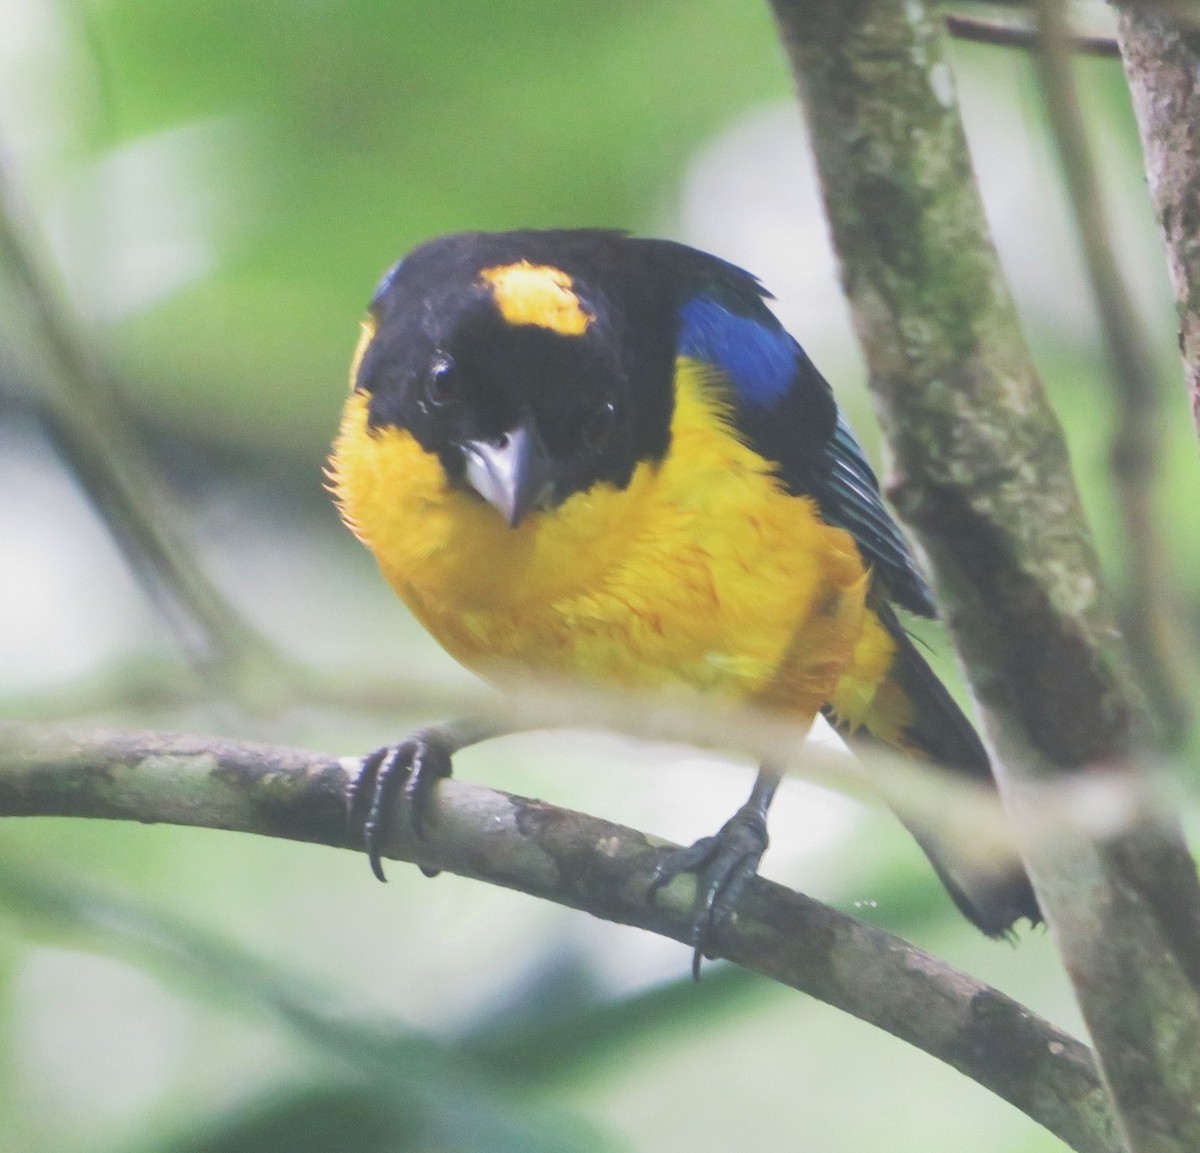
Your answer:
[1,1,1198,1151]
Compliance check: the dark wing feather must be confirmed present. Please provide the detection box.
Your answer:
[815,409,937,615]
[660,242,935,616]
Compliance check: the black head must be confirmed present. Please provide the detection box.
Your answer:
[354,230,679,525]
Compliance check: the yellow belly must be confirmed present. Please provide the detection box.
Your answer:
[330,359,892,721]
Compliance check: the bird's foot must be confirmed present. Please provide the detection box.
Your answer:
[347,733,454,882]
[647,802,770,980]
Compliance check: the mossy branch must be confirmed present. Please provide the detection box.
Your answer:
[767,2,1200,1150]
[0,722,1119,1153]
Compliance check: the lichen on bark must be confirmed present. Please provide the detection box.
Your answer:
[768,2,1200,1150]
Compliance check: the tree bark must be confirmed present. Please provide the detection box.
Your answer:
[767,3,1200,1150]
[0,722,1121,1153]
[1115,9,1200,442]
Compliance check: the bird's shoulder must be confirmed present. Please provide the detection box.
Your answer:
[639,240,936,617]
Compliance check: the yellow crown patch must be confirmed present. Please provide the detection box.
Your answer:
[480,262,593,336]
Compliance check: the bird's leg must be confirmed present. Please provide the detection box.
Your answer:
[648,763,783,979]
[348,717,503,882]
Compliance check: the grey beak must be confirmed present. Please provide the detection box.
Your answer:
[461,419,556,528]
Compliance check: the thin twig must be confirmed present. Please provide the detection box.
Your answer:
[3,653,1179,874]
[945,13,1119,55]
[0,722,1121,1153]
[0,144,288,701]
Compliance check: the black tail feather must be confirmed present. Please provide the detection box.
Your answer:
[827,602,1042,936]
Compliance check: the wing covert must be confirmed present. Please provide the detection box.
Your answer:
[669,250,935,616]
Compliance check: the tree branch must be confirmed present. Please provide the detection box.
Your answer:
[944,13,1119,55]
[0,722,1120,1153]
[1114,8,1200,444]
[1029,0,1192,746]
[766,2,1200,1150]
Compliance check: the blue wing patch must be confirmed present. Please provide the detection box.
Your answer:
[681,310,936,615]
[677,295,795,406]
[664,244,935,616]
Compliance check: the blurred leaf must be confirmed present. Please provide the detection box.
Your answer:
[455,850,1009,1081]
[119,1085,413,1153]
[0,855,612,1153]
[115,1078,610,1153]
[460,950,770,1081]
[52,0,791,463]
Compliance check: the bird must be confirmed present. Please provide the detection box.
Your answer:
[327,228,1040,969]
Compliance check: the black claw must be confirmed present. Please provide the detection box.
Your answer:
[647,836,717,899]
[347,734,453,881]
[647,803,770,979]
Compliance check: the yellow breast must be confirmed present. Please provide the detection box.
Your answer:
[329,358,877,717]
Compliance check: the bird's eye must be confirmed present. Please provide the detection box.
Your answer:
[580,401,616,450]
[424,355,459,407]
